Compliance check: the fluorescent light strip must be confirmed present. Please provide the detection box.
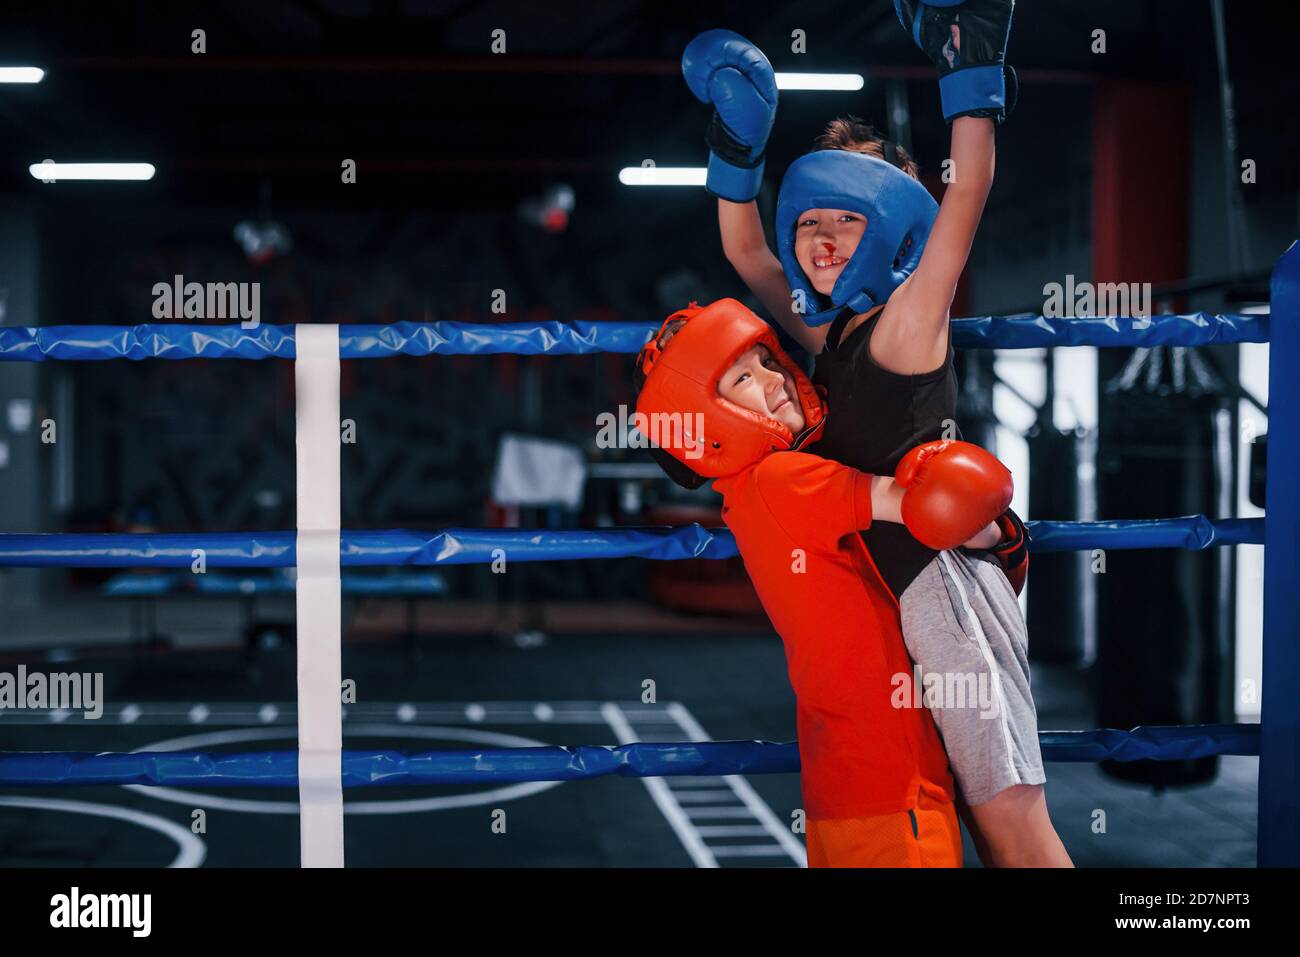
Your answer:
[775,72,864,91]
[0,67,44,84]
[618,166,706,187]
[28,162,156,182]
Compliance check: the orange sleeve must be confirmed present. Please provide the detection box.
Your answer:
[751,452,875,543]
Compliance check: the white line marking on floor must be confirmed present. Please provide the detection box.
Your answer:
[1,701,679,725]
[672,790,740,802]
[682,806,760,819]
[694,825,772,838]
[7,699,803,865]
[600,702,718,868]
[666,702,806,866]
[0,796,206,868]
[710,845,790,857]
[123,724,563,815]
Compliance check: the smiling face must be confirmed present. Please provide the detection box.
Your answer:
[716,343,806,435]
[793,206,867,297]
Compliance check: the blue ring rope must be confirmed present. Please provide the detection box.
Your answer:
[0,725,1258,787]
[0,517,1263,568]
[0,312,1269,361]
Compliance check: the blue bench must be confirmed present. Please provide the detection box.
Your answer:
[101,569,449,655]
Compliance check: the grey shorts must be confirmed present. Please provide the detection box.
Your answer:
[898,549,1046,806]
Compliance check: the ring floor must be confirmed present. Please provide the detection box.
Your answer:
[0,599,1257,867]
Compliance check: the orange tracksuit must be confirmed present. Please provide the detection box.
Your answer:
[712,450,961,867]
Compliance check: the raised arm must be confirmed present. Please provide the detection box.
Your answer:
[682,30,829,356]
[871,0,1016,375]
[871,117,994,374]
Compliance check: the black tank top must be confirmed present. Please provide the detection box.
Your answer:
[811,306,960,600]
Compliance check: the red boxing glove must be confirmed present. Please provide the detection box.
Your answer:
[896,440,1014,551]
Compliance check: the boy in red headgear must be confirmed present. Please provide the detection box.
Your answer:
[635,298,1014,867]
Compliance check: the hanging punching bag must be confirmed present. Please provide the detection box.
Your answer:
[1095,347,1228,788]
[1027,423,1091,663]
[955,351,999,454]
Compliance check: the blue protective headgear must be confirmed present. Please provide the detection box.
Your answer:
[776,149,939,327]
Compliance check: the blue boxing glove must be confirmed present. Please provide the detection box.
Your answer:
[681,29,778,203]
[894,0,1017,124]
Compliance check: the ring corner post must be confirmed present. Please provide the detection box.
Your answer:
[1260,240,1300,866]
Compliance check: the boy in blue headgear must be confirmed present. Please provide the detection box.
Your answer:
[681,4,1072,867]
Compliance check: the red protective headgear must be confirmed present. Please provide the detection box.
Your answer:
[634,298,826,483]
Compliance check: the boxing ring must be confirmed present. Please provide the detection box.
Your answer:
[0,242,1296,868]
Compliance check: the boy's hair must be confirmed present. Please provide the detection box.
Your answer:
[813,115,921,181]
